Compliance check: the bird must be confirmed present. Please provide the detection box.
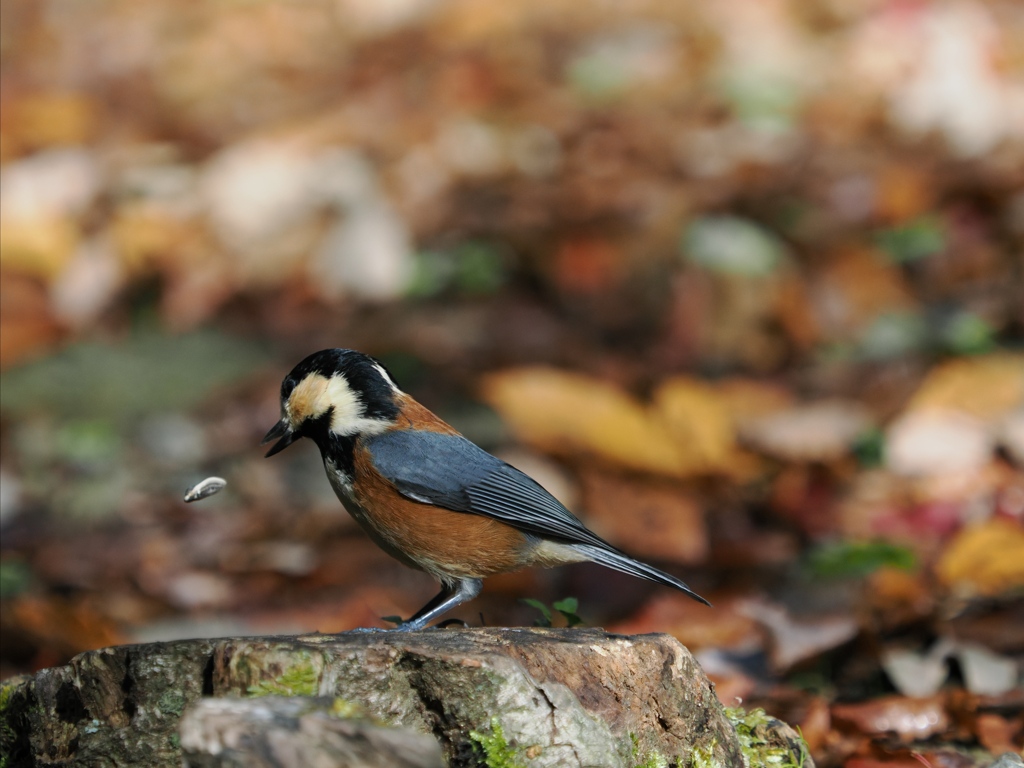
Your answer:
[263,348,710,630]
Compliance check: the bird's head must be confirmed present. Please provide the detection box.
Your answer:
[262,349,401,457]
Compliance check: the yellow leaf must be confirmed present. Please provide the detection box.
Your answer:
[936,518,1024,597]
[5,93,98,153]
[0,216,79,281]
[109,206,194,274]
[652,376,735,472]
[481,367,697,477]
[908,354,1024,424]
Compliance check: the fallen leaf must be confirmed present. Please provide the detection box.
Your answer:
[740,599,859,673]
[652,376,737,472]
[906,354,1024,425]
[481,367,700,477]
[813,246,916,336]
[7,595,124,658]
[611,593,759,652]
[936,518,1024,598]
[864,567,935,632]
[580,470,707,564]
[974,713,1023,756]
[881,639,954,698]
[0,271,63,369]
[833,695,950,742]
[0,215,79,281]
[3,92,98,153]
[876,164,936,223]
[955,642,1021,696]
[716,378,794,424]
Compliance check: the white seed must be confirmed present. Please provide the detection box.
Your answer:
[183,477,227,503]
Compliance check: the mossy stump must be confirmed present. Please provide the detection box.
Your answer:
[1,627,813,768]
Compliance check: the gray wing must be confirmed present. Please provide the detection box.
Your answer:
[364,430,608,548]
[364,429,712,606]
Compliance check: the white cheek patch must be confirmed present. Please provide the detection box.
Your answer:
[287,372,396,436]
[323,375,378,435]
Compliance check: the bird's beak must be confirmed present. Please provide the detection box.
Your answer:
[262,419,297,457]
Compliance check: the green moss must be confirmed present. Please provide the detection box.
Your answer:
[469,717,524,768]
[0,679,25,768]
[329,698,366,719]
[158,689,187,717]
[723,707,809,768]
[630,731,670,768]
[689,742,721,768]
[245,655,319,697]
[635,752,670,768]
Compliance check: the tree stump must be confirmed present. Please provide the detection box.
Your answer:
[1,627,812,767]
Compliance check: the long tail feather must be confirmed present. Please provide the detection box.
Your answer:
[573,544,711,607]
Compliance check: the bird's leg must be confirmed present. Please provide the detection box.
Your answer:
[397,578,482,631]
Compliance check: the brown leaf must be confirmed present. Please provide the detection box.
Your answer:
[974,713,1023,755]
[813,246,916,336]
[7,595,124,659]
[579,470,708,564]
[0,271,63,369]
[833,695,950,742]
[876,164,936,223]
[864,567,935,632]
[610,593,758,652]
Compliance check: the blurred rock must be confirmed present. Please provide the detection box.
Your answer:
[890,3,1021,157]
[740,599,858,673]
[1001,410,1024,467]
[311,202,413,301]
[886,409,992,477]
[181,697,444,768]
[0,148,101,281]
[200,139,321,275]
[437,117,505,177]
[0,468,22,529]
[741,400,872,463]
[139,413,208,465]
[881,638,954,698]
[49,236,124,328]
[683,215,787,277]
[165,570,235,610]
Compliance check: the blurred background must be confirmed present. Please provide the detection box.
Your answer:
[1,0,1022,764]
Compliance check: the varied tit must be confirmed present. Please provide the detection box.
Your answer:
[263,349,710,630]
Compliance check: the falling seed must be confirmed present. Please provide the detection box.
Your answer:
[184,477,227,503]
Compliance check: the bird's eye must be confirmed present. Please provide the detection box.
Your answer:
[281,376,298,401]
